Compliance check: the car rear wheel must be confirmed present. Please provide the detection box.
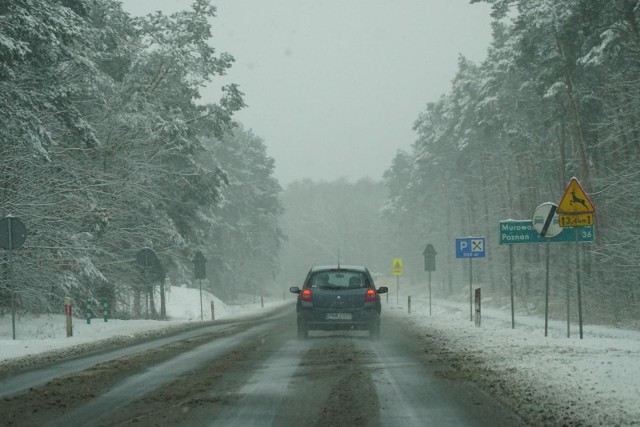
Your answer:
[297,320,309,339]
[369,321,380,339]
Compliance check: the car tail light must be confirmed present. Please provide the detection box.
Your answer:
[301,288,312,302]
[365,289,378,302]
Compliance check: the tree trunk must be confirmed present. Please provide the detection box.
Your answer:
[555,35,591,186]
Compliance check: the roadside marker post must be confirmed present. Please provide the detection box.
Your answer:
[474,288,481,327]
[65,297,73,337]
[86,298,92,325]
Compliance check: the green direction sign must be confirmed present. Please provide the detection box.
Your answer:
[499,220,594,245]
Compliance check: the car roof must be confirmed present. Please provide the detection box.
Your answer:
[310,265,367,273]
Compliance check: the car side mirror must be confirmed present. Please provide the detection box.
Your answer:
[289,286,301,294]
[377,286,389,294]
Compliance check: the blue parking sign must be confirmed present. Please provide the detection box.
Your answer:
[455,237,486,258]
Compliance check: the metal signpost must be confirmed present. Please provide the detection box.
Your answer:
[392,258,402,304]
[423,244,437,316]
[499,177,596,339]
[557,177,595,340]
[193,251,207,321]
[499,217,594,334]
[534,202,561,338]
[0,216,27,340]
[455,237,486,321]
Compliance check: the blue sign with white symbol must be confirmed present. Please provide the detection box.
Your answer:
[455,237,486,258]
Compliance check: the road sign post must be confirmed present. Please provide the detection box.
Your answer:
[423,244,437,316]
[544,241,550,337]
[193,251,207,321]
[0,216,27,340]
[557,177,595,340]
[533,202,560,338]
[392,258,402,305]
[455,237,486,321]
[575,230,584,338]
[469,258,473,321]
[509,245,514,329]
[499,218,594,334]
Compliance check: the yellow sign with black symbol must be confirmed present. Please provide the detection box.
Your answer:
[559,213,593,227]
[392,258,403,276]
[557,177,595,214]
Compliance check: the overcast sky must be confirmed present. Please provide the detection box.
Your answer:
[120,0,493,186]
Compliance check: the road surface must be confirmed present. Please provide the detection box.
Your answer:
[0,305,524,426]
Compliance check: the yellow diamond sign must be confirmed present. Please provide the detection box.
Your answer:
[392,258,403,276]
[557,177,595,214]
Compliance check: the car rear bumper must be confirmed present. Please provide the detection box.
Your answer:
[298,307,380,330]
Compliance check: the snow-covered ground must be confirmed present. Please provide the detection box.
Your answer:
[0,285,290,362]
[1,282,639,425]
[385,281,640,426]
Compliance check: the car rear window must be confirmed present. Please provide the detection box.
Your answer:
[309,271,368,289]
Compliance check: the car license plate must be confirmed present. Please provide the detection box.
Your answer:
[326,312,352,320]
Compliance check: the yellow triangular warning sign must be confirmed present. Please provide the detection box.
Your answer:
[557,177,595,214]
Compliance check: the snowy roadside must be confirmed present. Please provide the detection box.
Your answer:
[0,286,294,372]
[3,281,639,425]
[384,284,640,426]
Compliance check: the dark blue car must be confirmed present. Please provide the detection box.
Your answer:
[289,265,389,339]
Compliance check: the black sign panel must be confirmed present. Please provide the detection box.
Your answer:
[136,247,157,268]
[0,217,27,250]
[423,244,437,272]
